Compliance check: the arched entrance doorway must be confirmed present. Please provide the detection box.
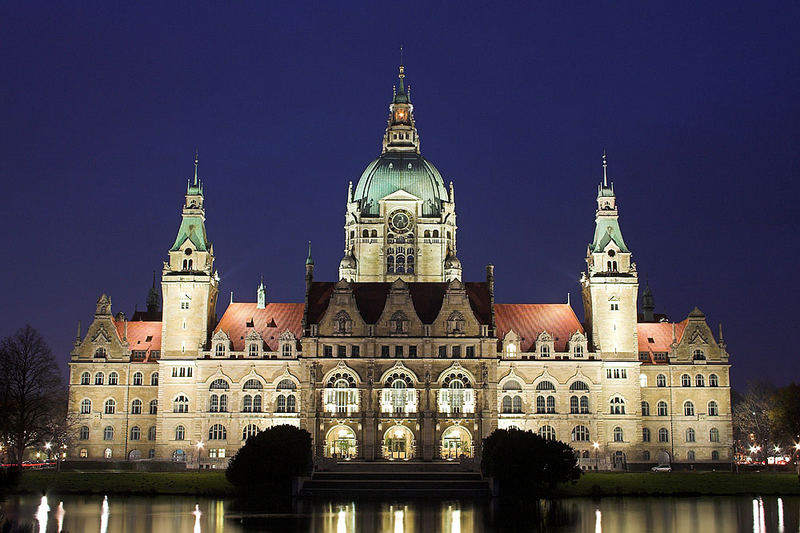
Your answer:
[128,449,142,460]
[383,425,415,460]
[656,450,671,465]
[613,451,627,470]
[441,425,472,459]
[326,425,358,459]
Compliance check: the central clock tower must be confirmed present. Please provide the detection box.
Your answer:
[339,64,460,283]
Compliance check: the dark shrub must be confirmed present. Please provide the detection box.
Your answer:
[481,428,581,498]
[226,424,312,493]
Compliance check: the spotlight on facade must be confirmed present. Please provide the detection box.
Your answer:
[45,442,51,450]
[196,441,204,450]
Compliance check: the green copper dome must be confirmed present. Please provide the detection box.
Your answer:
[353,152,449,217]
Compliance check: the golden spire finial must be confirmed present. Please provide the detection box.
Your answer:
[399,46,405,79]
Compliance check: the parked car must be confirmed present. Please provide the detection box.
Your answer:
[651,464,672,472]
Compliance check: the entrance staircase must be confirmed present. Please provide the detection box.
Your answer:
[299,460,491,497]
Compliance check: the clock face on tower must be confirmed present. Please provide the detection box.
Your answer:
[389,210,412,233]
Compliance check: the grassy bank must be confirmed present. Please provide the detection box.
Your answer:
[554,472,800,497]
[7,471,235,496]
[5,471,800,498]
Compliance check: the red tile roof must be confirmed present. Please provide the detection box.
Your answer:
[214,302,304,351]
[114,319,162,362]
[494,304,584,352]
[306,282,492,326]
[637,320,688,353]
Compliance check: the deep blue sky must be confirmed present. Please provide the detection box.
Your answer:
[1,2,797,391]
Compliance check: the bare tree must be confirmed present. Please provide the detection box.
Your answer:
[0,325,62,467]
[733,381,776,463]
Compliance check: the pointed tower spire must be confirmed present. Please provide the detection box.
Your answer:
[193,149,199,186]
[305,241,314,266]
[602,150,608,188]
[257,276,266,309]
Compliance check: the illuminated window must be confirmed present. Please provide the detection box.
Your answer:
[80,372,90,385]
[131,399,142,414]
[132,372,143,386]
[80,399,92,414]
[175,425,185,440]
[104,399,116,414]
[571,425,590,442]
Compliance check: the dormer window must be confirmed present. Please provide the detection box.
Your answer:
[94,347,107,358]
[215,344,225,357]
[574,345,584,357]
[540,345,550,357]
[506,344,517,357]
[248,344,259,357]
[693,349,706,361]
[390,311,409,334]
[334,311,353,335]
[446,311,466,335]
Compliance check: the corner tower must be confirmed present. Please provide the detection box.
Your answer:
[341,63,460,282]
[580,154,639,358]
[161,154,219,357]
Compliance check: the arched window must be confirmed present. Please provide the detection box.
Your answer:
[149,399,158,414]
[362,229,369,238]
[172,449,186,462]
[79,426,90,440]
[108,372,119,385]
[335,311,352,334]
[208,424,227,441]
[681,374,691,387]
[693,349,706,361]
[210,379,230,390]
[574,345,584,357]
[148,426,156,441]
[570,395,579,414]
[242,424,259,441]
[370,230,377,238]
[538,426,556,440]
[711,450,720,461]
[433,230,439,238]
[424,230,430,238]
[687,450,696,461]
[642,427,651,442]
[536,380,556,391]
[253,394,262,412]
[80,372,90,385]
[657,401,668,416]
[684,401,695,416]
[502,396,512,413]
[130,426,141,441]
[132,372,143,386]
[287,395,296,412]
[95,372,105,385]
[243,378,263,390]
[695,374,705,387]
[387,255,395,273]
[658,428,669,442]
[546,396,556,413]
[569,380,589,392]
[506,344,517,357]
[103,426,114,440]
[710,427,720,442]
[536,396,545,414]
[613,427,624,442]
[131,399,142,414]
[656,374,667,387]
[215,344,226,356]
[580,396,589,414]
[641,401,650,416]
[639,374,648,387]
[175,425,185,440]
[512,396,522,413]
[243,395,253,413]
[708,401,719,416]
[80,399,92,414]
[174,395,189,413]
[277,395,287,413]
[277,379,296,390]
[540,345,550,357]
[104,399,116,414]
[643,450,651,461]
[610,396,626,414]
[709,374,719,387]
[686,428,696,442]
[571,425,590,442]
[150,372,159,386]
[391,311,409,334]
[449,379,466,414]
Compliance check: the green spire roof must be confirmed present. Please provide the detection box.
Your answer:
[590,216,629,253]
[393,65,409,104]
[305,242,314,265]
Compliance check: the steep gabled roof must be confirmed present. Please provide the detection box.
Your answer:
[113,319,162,362]
[494,304,583,352]
[214,302,304,351]
[637,319,688,353]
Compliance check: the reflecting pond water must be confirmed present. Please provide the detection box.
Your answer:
[1,493,798,532]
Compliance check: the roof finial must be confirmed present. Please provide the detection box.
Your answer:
[193,149,199,186]
[602,150,608,188]
[306,241,314,266]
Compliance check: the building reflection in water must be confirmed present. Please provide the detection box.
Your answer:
[193,503,202,533]
[595,508,601,533]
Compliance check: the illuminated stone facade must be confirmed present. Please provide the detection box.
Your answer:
[67,66,733,470]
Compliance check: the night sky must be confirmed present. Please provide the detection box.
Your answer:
[1,3,797,391]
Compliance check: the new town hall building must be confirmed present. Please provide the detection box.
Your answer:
[67,65,733,470]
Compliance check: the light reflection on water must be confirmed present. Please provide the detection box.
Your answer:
[3,493,800,532]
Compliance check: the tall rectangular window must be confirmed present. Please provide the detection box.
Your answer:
[452,346,462,358]
[438,346,447,358]
[337,345,347,358]
[395,346,404,358]
[323,345,333,358]
[408,345,417,358]
[381,345,390,358]
[351,345,360,358]
[465,346,475,358]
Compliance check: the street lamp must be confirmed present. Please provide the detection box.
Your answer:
[195,441,204,469]
[593,442,600,471]
[44,442,52,462]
